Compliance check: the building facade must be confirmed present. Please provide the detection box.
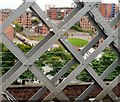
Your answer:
[0,9,32,29]
[47,7,74,20]
[0,18,14,40]
[16,11,32,29]
[35,23,49,35]
[99,3,118,18]
[80,16,95,32]
[47,3,118,32]
[0,9,14,21]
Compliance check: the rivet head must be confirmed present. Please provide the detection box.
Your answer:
[46,18,49,21]
[63,28,65,32]
[89,5,91,7]
[50,28,53,31]
[29,63,32,66]
[24,64,27,66]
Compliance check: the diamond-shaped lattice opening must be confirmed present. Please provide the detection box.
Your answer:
[0,44,18,76]
[90,48,118,80]
[12,9,50,47]
[23,9,50,43]
[34,44,72,81]
[63,21,94,51]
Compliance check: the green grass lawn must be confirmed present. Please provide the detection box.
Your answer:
[27,36,44,41]
[27,36,88,47]
[68,38,88,47]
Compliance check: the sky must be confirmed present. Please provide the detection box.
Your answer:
[0,0,119,10]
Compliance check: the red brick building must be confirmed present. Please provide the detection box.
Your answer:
[0,18,14,40]
[80,16,95,32]
[0,9,32,29]
[35,23,49,35]
[0,9,14,21]
[47,3,118,32]
[80,3,118,32]
[99,3,118,18]
[47,7,73,20]
[17,11,32,29]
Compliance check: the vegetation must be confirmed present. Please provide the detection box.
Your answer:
[27,36,44,41]
[86,30,95,36]
[68,38,88,47]
[45,48,120,81]
[45,46,72,76]
[70,22,95,37]
[31,17,40,25]
[13,21,23,33]
[1,43,120,82]
[71,22,83,32]
[91,48,120,81]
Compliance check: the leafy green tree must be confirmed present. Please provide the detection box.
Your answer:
[13,21,23,33]
[86,30,95,36]
[91,48,120,81]
[2,44,17,74]
[31,17,40,25]
[1,44,35,79]
[45,46,72,76]
[71,22,83,32]
[2,43,120,82]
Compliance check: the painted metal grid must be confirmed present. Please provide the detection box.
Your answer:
[0,0,119,101]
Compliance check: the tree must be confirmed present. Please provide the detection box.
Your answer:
[71,22,83,32]
[13,21,23,33]
[2,43,120,82]
[86,30,95,37]
[2,44,17,74]
[45,46,72,76]
[1,44,35,79]
[91,48,120,81]
[31,17,40,25]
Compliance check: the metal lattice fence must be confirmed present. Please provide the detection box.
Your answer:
[0,0,120,101]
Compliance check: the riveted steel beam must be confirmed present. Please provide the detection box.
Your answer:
[1,0,119,102]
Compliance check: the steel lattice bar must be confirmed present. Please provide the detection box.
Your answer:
[0,33,70,101]
[73,2,119,101]
[75,58,119,101]
[0,2,35,34]
[94,75,120,101]
[42,28,119,101]
[75,1,120,55]
[0,0,120,101]
[3,90,18,102]
[0,1,86,101]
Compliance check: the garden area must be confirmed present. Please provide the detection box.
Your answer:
[1,43,120,82]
